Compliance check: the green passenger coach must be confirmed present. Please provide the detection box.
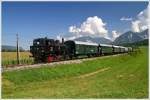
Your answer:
[100,44,113,54]
[74,41,99,55]
[64,40,99,57]
[113,45,120,53]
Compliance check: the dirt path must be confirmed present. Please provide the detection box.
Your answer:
[77,67,110,78]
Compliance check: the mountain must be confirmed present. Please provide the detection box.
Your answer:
[74,36,112,44]
[2,45,24,52]
[138,29,148,39]
[114,29,148,45]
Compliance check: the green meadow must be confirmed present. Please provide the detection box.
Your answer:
[2,47,148,98]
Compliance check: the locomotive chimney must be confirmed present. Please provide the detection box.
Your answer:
[62,38,64,44]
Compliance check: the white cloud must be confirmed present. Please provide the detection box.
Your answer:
[131,20,140,32]
[69,16,108,37]
[69,26,81,34]
[112,30,121,40]
[131,5,149,32]
[120,17,132,21]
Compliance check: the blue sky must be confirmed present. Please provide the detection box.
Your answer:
[2,1,148,50]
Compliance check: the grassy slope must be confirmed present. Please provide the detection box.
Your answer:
[2,47,148,98]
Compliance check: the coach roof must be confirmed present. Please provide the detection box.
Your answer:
[74,41,99,46]
[100,44,112,47]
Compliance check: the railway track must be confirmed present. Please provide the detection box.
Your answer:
[2,53,127,72]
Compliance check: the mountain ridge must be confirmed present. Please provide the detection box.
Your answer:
[113,29,148,45]
[73,29,148,45]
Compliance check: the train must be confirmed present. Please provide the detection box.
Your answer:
[30,37,133,63]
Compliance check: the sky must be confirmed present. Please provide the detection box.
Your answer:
[2,1,149,50]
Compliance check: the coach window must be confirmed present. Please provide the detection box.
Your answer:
[50,47,53,51]
[76,45,79,50]
[37,41,40,45]
[48,41,51,45]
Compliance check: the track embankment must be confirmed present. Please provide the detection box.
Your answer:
[2,53,126,72]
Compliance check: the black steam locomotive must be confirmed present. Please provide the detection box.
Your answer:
[30,37,132,63]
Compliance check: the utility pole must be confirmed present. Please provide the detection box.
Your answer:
[16,33,20,64]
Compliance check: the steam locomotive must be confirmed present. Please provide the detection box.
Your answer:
[30,37,132,63]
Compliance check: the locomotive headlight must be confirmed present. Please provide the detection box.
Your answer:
[41,50,44,52]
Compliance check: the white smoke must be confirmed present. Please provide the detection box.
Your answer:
[56,34,81,41]
[112,30,121,40]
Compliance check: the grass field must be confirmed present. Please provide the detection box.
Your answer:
[2,52,33,66]
[2,47,148,98]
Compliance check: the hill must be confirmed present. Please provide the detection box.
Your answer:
[2,45,24,52]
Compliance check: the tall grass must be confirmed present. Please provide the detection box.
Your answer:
[2,52,34,67]
[2,58,34,67]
